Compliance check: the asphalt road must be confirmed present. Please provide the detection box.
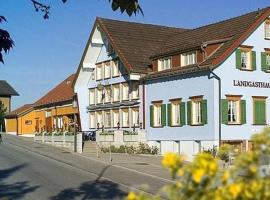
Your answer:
[0,135,171,200]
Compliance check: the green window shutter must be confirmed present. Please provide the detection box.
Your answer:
[161,104,167,127]
[261,52,267,72]
[201,100,208,125]
[187,101,192,125]
[180,102,186,126]
[236,49,242,69]
[240,100,246,124]
[254,101,260,124]
[252,51,256,71]
[150,105,154,127]
[167,104,172,126]
[221,99,228,124]
[261,101,266,124]
[254,100,266,124]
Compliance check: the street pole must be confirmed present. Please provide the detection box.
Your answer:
[73,97,78,153]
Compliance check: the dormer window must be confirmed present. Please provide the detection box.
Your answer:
[158,57,171,71]
[181,51,196,66]
[241,51,248,69]
[265,19,270,39]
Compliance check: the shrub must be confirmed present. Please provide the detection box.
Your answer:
[126,127,270,200]
[217,144,233,163]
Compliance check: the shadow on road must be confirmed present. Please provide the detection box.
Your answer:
[0,164,39,200]
[50,165,127,200]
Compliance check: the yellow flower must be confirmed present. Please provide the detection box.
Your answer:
[126,192,138,200]
[162,152,182,169]
[192,168,205,183]
[222,171,230,183]
[229,183,242,199]
[249,165,257,174]
[209,161,218,174]
[177,169,184,177]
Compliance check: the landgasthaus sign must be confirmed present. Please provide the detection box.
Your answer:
[233,80,270,88]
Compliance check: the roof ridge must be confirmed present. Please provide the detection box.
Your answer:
[97,17,188,31]
[193,7,270,31]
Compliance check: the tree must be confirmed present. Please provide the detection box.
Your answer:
[0,101,7,132]
[0,0,142,63]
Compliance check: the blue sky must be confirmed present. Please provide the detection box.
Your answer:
[0,0,269,110]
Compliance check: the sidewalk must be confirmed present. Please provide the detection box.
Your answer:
[79,152,170,180]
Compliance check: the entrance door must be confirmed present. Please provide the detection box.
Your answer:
[45,117,52,132]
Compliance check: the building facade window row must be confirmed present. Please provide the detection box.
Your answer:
[96,59,127,81]
[150,96,207,128]
[222,96,267,125]
[89,107,140,129]
[236,48,270,72]
[89,82,139,105]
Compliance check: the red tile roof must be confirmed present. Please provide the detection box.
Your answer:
[34,74,75,108]
[6,104,33,118]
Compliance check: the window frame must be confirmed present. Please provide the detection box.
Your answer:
[181,51,197,67]
[237,47,253,71]
[226,95,242,125]
[170,100,181,126]
[153,102,162,127]
[265,19,270,40]
[89,88,95,105]
[103,62,111,79]
[158,57,172,71]
[89,112,96,129]
[122,82,129,101]
[104,86,112,103]
[96,88,103,104]
[131,82,139,100]
[96,64,103,81]
[104,110,112,128]
[112,60,120,77]
[112,109,120,128]
[122,108,130,128]
[131,107,140,128]
[112,84,120,102]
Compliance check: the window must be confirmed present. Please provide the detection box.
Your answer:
[90,112,95,129]
[113,84,120,102]
[181,52,196,66]
[96,89,103,104]
[25,120,32,125]
[97,111,103,128]
[228,100,240,124]
[131,82,139,100]
[192,101,202,125]
[96,64,103,80]
[265,20,270,39]
[261,51,270,72]
[187,97,207,125]
[122,108,129,127]
[154,104,162,126]
[221,96,246,125]
[241,51,248,69]
[112,109,120,128]
[104,62,111,79]
[112,60,120,77]
[45,110,51,118]
[104,111,111,128]
[104,86,111,103]
[171,101,181,126]
[253,97,267,125]
[150,102,166,127]
[131,107,139,127]
[236,48,256,70]
[122,83,129,101]
[89,89,95,105]
[158,57,171,71]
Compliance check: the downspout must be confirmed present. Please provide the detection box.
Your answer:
[142,81,145,129]
[209,70,222,147]
[199,43,222,147]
